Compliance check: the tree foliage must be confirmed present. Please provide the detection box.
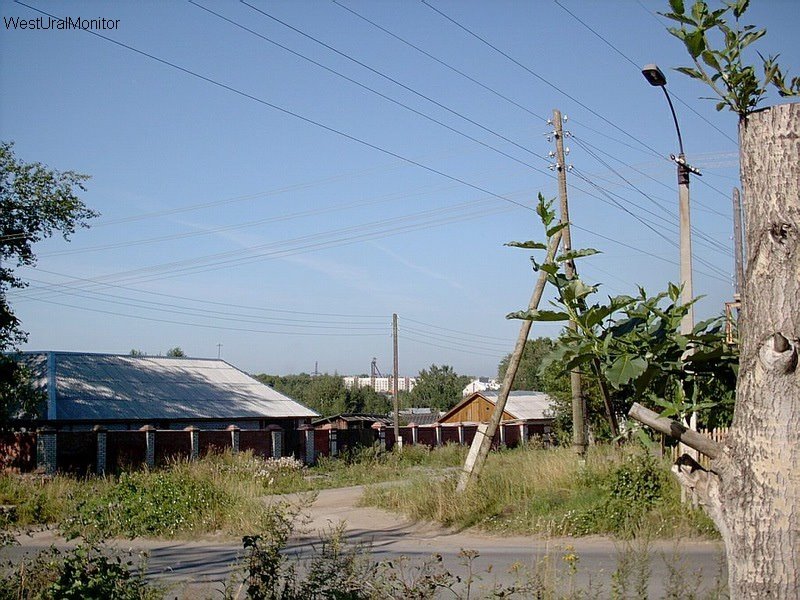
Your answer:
[407,364,472,413]
[1,141,97,351]
[661,0,799,117]
[507,196,737,430]
[255,373,390,417]
[166,347,186,358]
[0,142,96,428]
[0,354,45,430]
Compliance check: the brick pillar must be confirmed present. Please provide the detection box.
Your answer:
[299,424,315,465]
[267,425,283,459]
[227,425,240,454]
[435,424,442,447]
[94,425,107,475]
[328,427,338,457]
[372,422,385,452]
[409,423,418,446]
[186,426,200,460]
[141,425,156,468]
[458,424,465,445]
[37,427,57,475]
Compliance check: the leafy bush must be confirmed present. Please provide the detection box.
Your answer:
[63,468,231,539]
[0,541,160,600]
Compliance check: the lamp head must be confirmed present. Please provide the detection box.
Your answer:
[642,64,667,87]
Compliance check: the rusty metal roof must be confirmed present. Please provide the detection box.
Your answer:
[18,352,318,422]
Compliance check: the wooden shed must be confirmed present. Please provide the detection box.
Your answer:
[438,390,553,425]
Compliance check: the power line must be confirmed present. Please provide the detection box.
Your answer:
[421,0,664,160]
[571,138,733,255]
[17,266,389,319]
[22,296,390,337]
[572,135,732,218]
[398,333,504,359]
[235,0,557,173]
[15,0,725,296]
[552,0,738,146]
[401,316,512,343]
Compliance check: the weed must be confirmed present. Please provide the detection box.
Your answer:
[0,541,161,600]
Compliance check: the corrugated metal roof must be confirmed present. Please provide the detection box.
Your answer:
[19,352,318,422]
[480,391,553,421]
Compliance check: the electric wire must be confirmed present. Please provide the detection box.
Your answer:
[571,138,733,255]
[552,0,738,146]
[23,296,390,337]
[398,333,505,359]
[421,0,665,160]
[16,1,731,301]
[234,0,556,173]
[572,135,732,217]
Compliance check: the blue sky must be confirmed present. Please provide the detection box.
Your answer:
[1,0,797,378]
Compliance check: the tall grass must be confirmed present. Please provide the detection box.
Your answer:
[362,444,718,539]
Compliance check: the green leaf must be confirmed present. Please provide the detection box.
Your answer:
[701,50,721,72]
[605,355,648,388]
[505,240,547,250]
[506,309,569,322]
[732,0,749,19]
[546,222,569,238]
[691,0,708,23]
[684,30,707,58]
[556,248,600,262]
[675,66,705,80]
[668,0,685,15]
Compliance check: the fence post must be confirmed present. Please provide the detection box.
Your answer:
[499,423,506,447]
[299,424,315,465]
[409,423,419,446]
[94,425,107,475]
[186,426,200,460]
[267,425,283,459]
[328,427,338,457]
[141,425,156,468]
[519,423,528,444]
[458,423,465,446]
[37,427,57,475]
[372,422,385,452]
[227,425,240,454]
[435,423,442,447]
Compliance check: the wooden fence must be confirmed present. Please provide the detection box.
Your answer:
[669,427,729,468]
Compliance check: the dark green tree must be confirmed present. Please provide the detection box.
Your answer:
[1,141,96,350]
[1,142,96,427]
[166,347,186,357]
[497,337,558,391]
[0,356,44,430]
[408,365,472,413]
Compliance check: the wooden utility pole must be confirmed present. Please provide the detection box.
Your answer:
[553,109,588,455]
[392,313,400,448]
[456,230,563,492]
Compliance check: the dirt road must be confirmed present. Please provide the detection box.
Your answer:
[3,485,726,597]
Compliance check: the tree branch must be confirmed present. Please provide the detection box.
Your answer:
[628,402,722,459]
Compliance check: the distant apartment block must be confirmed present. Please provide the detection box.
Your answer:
[343,375,416,393]
[462,377,500,397]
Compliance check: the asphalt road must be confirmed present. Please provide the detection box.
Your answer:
[3,485,727,598]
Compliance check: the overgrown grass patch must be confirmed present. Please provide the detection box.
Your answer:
[362,444,717,539]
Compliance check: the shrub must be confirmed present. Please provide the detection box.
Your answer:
[0,541,160,600]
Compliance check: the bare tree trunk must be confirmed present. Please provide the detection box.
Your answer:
[670,103,799,599]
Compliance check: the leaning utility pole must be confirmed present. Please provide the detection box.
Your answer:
[456,230,563,492]
[392,313,400,448]
[553,109,588,456]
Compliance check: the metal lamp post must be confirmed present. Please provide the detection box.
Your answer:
[642,63,701,337]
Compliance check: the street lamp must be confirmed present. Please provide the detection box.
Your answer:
[642,63,701,337]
